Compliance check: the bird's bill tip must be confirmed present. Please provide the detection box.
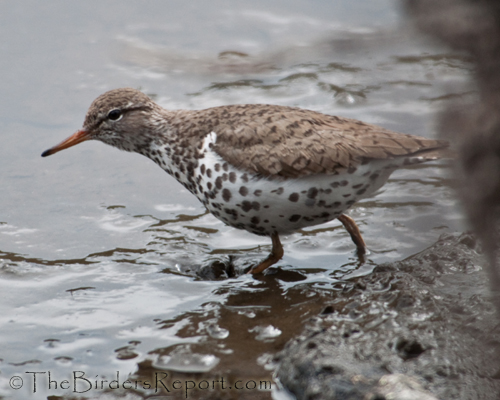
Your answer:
[41,130,91,157]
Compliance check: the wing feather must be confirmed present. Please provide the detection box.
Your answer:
[181,104,448,178]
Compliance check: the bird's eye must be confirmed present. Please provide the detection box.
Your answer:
[107,109,122,121]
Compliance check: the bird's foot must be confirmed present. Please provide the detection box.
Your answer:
[247,232,284,274]
[338,214,367,255]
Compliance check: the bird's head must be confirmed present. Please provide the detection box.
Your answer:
[42,88,164,157]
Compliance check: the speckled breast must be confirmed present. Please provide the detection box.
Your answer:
[152,132,396,236]
[194,163,393,235]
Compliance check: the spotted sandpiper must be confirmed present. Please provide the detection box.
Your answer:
[42,88,449,274]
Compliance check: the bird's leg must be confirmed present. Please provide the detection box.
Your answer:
[337,214,366,255]
[248,232,284,274]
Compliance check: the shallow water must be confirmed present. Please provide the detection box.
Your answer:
[0,1,470,399]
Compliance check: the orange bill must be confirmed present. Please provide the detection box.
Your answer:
[41,130,92,157]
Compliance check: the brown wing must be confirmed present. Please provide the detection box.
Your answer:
[202,104,448,178]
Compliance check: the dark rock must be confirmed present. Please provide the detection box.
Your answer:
[196,258,236,280]
[276,233,500,399]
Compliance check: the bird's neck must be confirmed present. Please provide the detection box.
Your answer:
[135,109,205,193]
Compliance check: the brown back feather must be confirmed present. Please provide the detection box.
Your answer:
[181,104,448,178]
